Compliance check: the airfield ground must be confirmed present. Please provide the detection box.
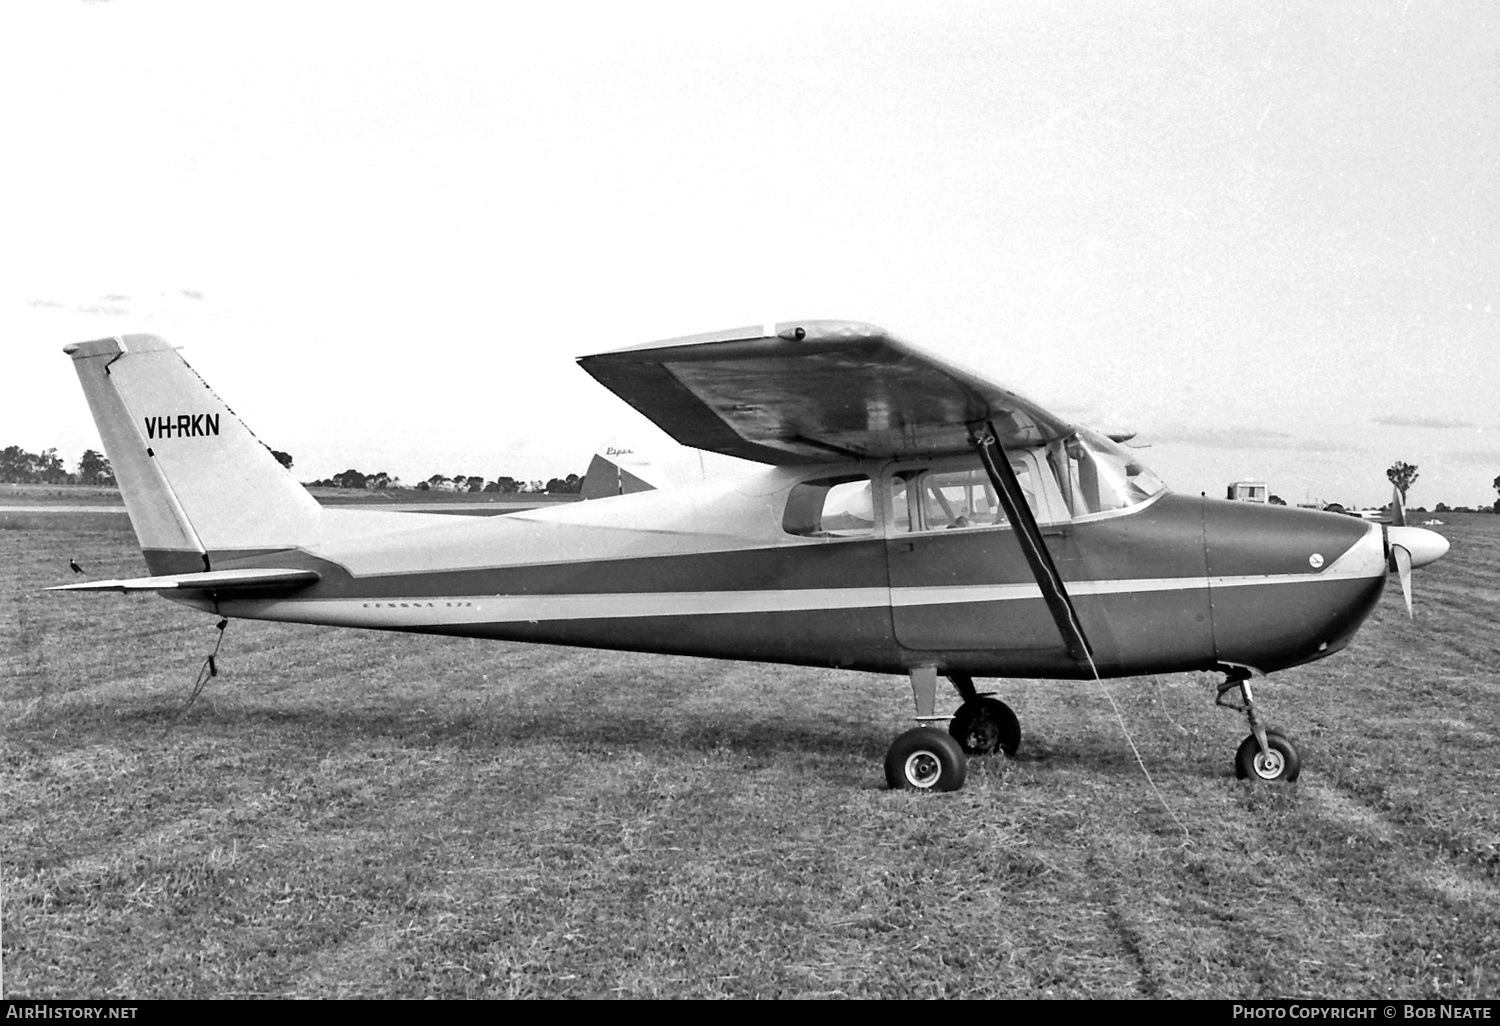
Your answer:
[2,499,1498,998]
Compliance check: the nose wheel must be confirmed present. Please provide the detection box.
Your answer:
[1217,669,1301,783]
[1234,732,1301,782]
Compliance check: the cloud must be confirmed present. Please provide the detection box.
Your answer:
[1447,449,1500,467]
[180,289,205,300]
[29,293,134,315]
[1154,426,1363,453]
[1371,415,1474,429]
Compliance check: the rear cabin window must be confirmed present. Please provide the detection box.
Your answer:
[783,476,876,538]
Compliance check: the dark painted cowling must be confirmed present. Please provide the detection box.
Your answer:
[1203,499,1385,672]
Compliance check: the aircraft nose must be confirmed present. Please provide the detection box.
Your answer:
[1388,526,1449,569]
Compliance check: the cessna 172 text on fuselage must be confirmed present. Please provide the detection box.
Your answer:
[53,322,1448,791]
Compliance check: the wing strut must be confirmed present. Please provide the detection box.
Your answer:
[972,424,1093,664]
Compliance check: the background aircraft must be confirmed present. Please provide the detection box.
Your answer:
[52,322,1449,791]
[578,439,673,500]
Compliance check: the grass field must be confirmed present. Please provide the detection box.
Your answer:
[2,508,1498,998]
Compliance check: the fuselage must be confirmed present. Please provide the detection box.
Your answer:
[186,457,1392,681]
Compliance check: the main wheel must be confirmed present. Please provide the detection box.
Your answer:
[885,728,967,792]
[1234,731,1301,782]
[948,697,1021,757]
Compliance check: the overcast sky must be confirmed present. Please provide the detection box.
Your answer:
[4,0,1496,507]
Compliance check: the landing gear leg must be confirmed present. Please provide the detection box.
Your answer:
[884,668,967,792]
[946,674,1021,757]
[1216,669,1301,782]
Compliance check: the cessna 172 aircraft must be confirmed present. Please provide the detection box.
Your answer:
[54,322,1449,792]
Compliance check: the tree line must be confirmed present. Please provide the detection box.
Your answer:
[7,445,1496,509]
[0,445,582,495]
[305,469,583,494]
[1,445,113,485]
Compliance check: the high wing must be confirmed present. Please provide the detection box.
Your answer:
[577,321,1076,465]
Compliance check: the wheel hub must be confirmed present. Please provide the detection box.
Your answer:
[903,751,942,788]
[1253,748,1285,779]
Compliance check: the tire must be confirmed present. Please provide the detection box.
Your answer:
[1234,731,1301,782]
[948,697,1021,757]
[885,728,967,792]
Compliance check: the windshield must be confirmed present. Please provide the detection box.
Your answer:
[1046,428,1165,517]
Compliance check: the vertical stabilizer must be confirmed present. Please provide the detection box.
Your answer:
[579,440,673,500]
[64,335,322,574]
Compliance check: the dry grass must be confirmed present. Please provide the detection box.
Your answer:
[3,509,1498,998]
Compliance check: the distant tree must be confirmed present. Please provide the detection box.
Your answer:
[416,480,431,491]
[484,476,521,494]
[1386,461,1419,503]
[35,448,67,483]
[527,480,544,493]
[368,471,392,490]
[1268,494,1287,506]
[1435,502,1451,513]
[77,449,113,485]
[426,474,450,490]
[465,475,485,493]
[333,468,368,489]
[545,474,583,494]
[271,449,293,470]
[0,445,32,482]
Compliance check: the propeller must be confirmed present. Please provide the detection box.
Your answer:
[1384,484,1449,617]
[1390,542,1414,616]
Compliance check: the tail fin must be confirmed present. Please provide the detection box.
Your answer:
[579,439,673,500]
[64,335,322,574]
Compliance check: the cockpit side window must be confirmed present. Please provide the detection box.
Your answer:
[889,460,1037,533]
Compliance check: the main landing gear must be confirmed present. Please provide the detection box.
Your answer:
[1216,668,1301,783]
[946,673,1021,757]
[885,669,1022,792]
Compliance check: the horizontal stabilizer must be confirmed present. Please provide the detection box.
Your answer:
[48,568,320,593]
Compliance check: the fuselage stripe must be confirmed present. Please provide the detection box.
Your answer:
[215,567,1384,626]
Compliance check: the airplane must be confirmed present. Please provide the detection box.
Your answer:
[578,439,673,500]
[51,322,1450,792]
